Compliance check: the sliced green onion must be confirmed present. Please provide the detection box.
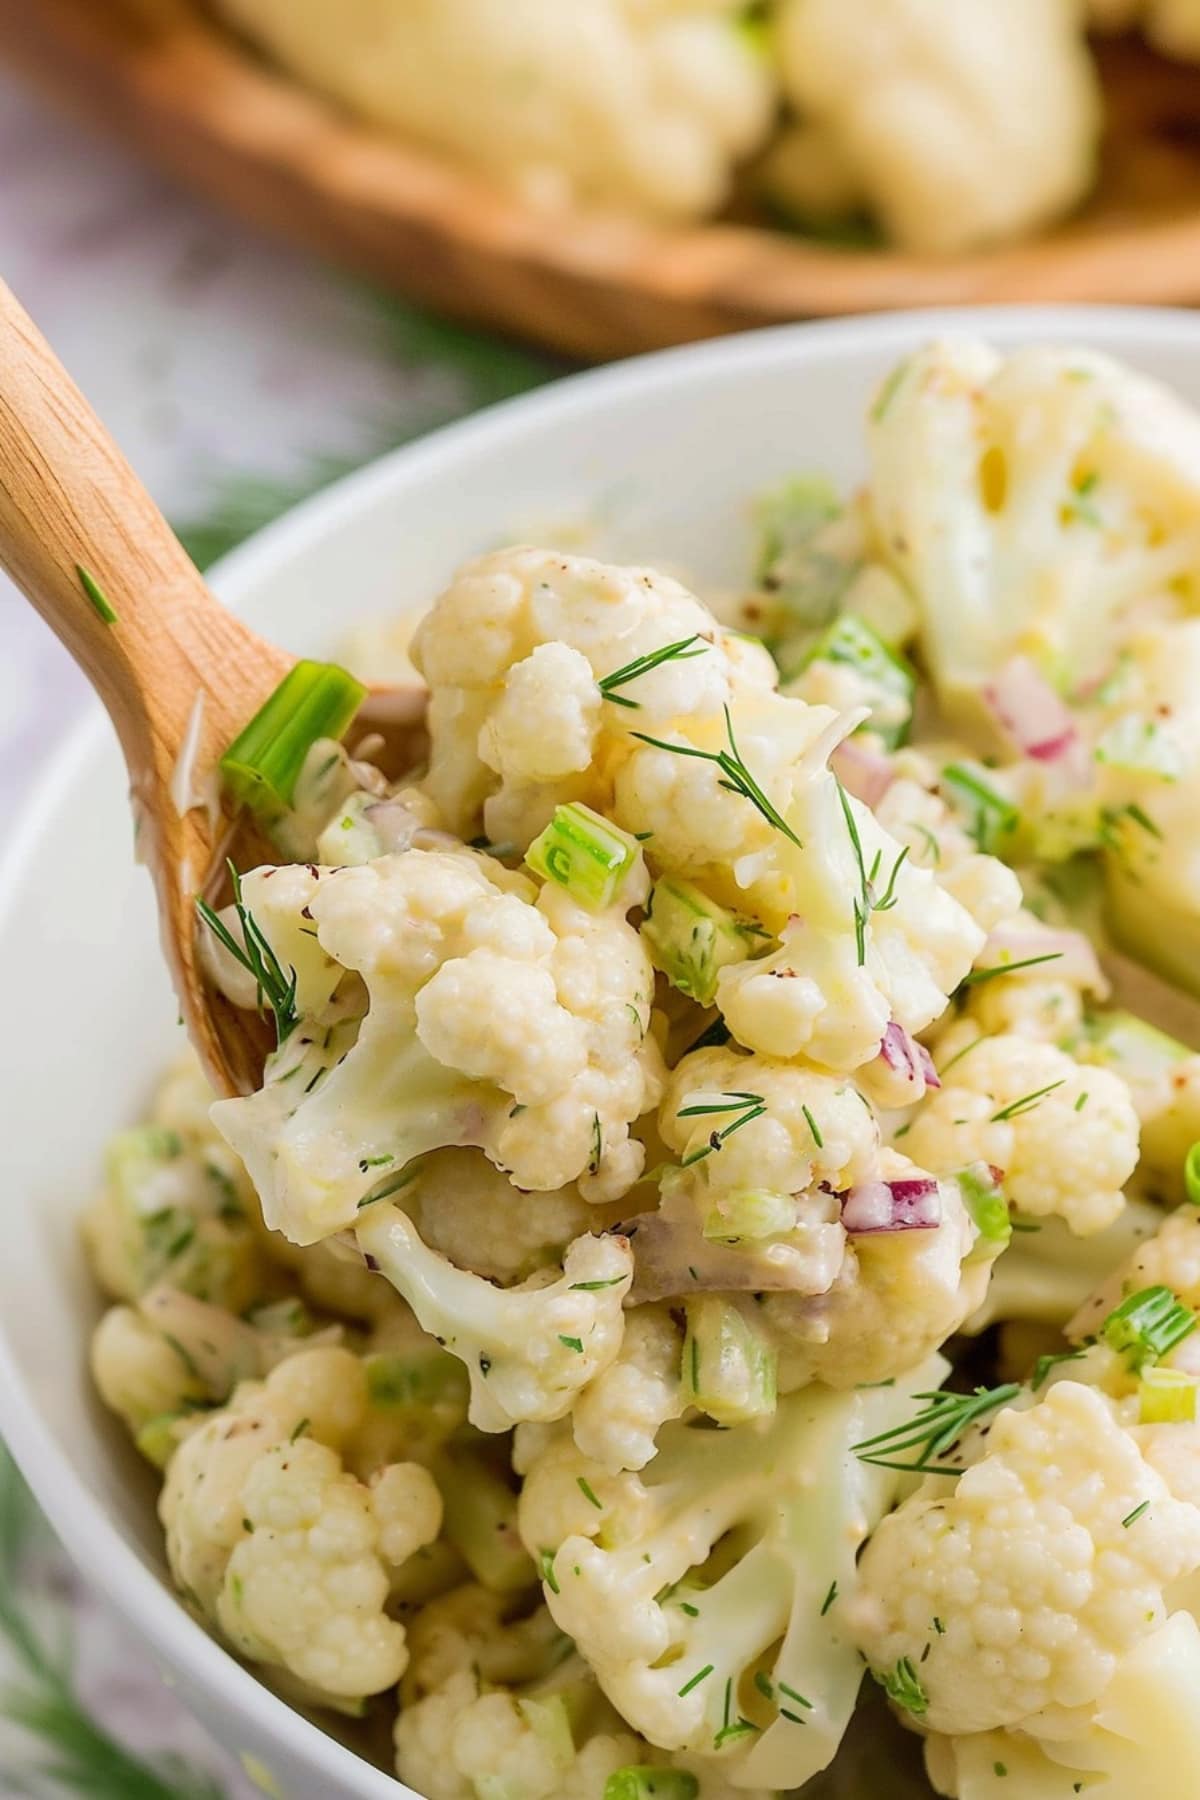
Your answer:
[77,563,118,624]
[702,1188,795,1245]
[956,1162,1012,1260]
[604,1771,699,1800]
[1095,716,1182,781]
[439,1451,534,1594]
[941,761,1020,856]
[1186,1143,1200,1208]
[641,878,764,1006]
[525,802,640,911]
[1102,1286,1197,1370]
[1139,1366,1198,1425]
[683,1295,776,1426]
[220,660,366,821]
[797,613,915,748]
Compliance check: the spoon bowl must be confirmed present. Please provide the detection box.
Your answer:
[0,279,426,1096]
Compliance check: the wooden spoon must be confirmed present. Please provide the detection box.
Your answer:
[0,279,427,1096]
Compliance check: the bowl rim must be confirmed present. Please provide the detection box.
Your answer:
[4,301,1200,1794]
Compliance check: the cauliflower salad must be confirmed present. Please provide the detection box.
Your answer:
[86,337,1200,1799]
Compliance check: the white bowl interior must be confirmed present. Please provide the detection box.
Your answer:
[4,305,1200,1796]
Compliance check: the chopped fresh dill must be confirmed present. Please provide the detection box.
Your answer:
[598,635,709,707]
[961,952,1064,987]
[802,1104,823,1148]
[990,1080,1065,1123]
[820,1580,838,1616]
[854,1384,1021,1476]
[678,1091,767,1166]
[195,862,299,1044]
[558,1335,584,1354]
[677,1664,714,1698]
[1122,1501,1150,1528]
[576,1476,604,1510]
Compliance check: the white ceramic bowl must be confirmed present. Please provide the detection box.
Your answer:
[3,305,1200,1798]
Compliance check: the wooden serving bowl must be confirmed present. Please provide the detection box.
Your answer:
[4,0,1200,358]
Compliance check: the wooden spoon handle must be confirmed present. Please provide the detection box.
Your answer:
[0,278,291,778]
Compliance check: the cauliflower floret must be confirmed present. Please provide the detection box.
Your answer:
[1091,622,1200,995]
[90,1303,208,1448]
[411,545,752,840]
[617,688,984,1070]
[849,1381,1200,1737]
[764,1160,994,1388]
[357,1203,632,1433]
[397,1670,640,1800]
[1072,1008,1200,1202]
[905,1035,1139,1234]
[774,0,1099,253]
[413,548,985,1073]
[926,1610,1200,1799]
[160,1348,441,1683]
[570,1304,686,1474]
[213,0,774,221]
[519,1360,945,1788]
[944,916,1108,1048]
[867,340,1200,719]
[216,1434,439,1698]
[623,1045,871,1302]
[211,848,664,1243]
[405,1149,600,1287]
[82,1077,261,1311]
[873,753,1026,934]
[91,1280,340,1458]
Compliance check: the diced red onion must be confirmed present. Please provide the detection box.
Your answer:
[982,656,1081,765]
[878,1021,942,1091]
[830,738,895,809]
[841,1177,942,1234]
[982,923,1106,993]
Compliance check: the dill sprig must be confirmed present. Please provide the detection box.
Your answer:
[880,1656,929,1717]
[598,636,709,708]
[677,1091,767,1166]
[961,952,1064,988]
[196,863,299,1045]
[989,1081,1065,1123]
[0,1451,226,1798]
[853,1384,1021,1475]
[631,707,801,847]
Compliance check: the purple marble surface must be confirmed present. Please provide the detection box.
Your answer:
[0,67,452,1798]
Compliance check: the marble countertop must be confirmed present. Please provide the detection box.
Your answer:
[0,67,551,1798]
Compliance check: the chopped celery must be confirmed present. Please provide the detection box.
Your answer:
[1188,1143,1200,1207]
[604,1772,699,1800]
[525,803,640,911]
[683,1296,777,1426]
[795,614,916,748]
[244,1297,315,1337]
[220,659,366,822]
[1102,1286,1197,1370]
[641,879,763,1006]
[364,1347,469,1454]
[437,1449,536,1594]
[957,1163,1012,1259]
[134,1411,189,1470]
[702,1188,795,1245]
[1095,716,1183,781]
[515,1695,576,1767]
[1079,1010,1190,1083]
[754,474,842,588]
[1139,1366,1198,1424]
[941,761,1020,856]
